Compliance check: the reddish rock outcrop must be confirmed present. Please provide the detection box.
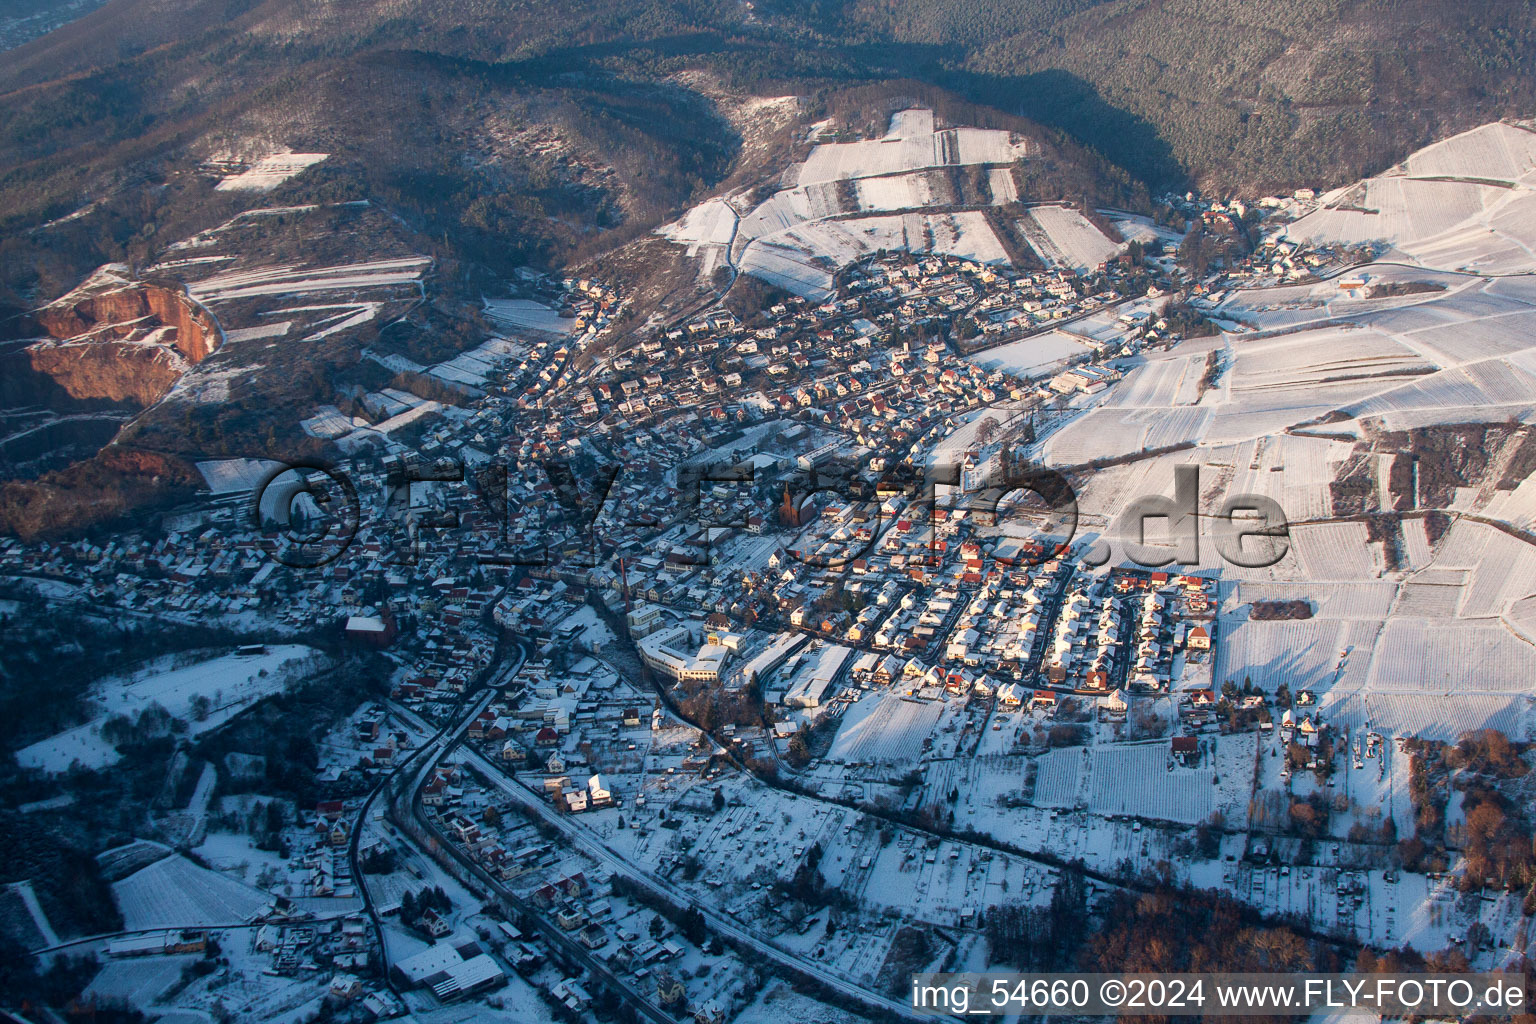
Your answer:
[27,341,188,407]
[27,265,219,406]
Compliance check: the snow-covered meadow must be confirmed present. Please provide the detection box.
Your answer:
[18,646,324,772]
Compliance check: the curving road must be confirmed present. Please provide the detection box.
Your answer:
[455,745,927,1021]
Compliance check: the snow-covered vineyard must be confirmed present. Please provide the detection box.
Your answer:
[661,108,1130,298]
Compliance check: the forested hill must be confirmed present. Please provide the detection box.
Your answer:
[2,0,1534,309]
[838,0,1536,195]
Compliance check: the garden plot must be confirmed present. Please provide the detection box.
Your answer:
[826,693,945,766]
[736,981,873,1024]
[1020,206,1122,273]
[1086,744,1214,823]
[856,833,1030,925]
[113,854,273,929]
[17,646,321,773]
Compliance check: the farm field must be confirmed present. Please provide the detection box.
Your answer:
[185,257,429,304]
[194,457,284,495]
[85,955,201,1005]
[735,211,1009,299]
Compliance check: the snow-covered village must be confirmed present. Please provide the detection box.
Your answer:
[6,94,1536,1024]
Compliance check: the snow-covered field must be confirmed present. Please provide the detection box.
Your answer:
[736,211,1009,298]
[792,120,1029,185]
[482,298,577,337]
[1031,747,1086,808]
[113,854,274,929]
[186,257,429,303]
[1086,744,1215,823]
[658,196,739,252]
[1286,122,1536,274]
[1018,205,1122,273]
[736,982,870,1024]
[1206,515,1536,739]
[18,646,323,772]
[86,955,201,1005]
[967,330,1095,377]
[214,152,328,192]
[661,108,1028,297]
[826,693,945,765]
[195,457,285,495]
[988,167,1019,205]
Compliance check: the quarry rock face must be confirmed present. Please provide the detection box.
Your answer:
[26,265,219,406]
[25,341,189,407]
